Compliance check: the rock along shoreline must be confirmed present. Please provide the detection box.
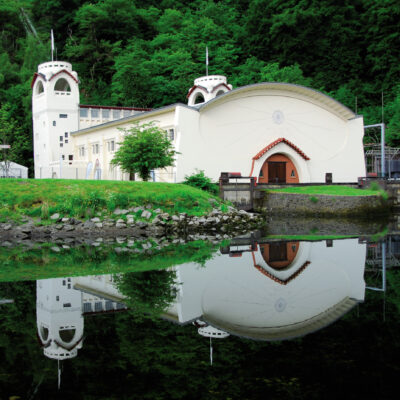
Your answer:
[0,204,264,241]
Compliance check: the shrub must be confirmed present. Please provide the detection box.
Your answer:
[183,170,219,195]
[310,196,319,203]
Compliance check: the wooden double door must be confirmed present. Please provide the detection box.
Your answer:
[258,153,299,184]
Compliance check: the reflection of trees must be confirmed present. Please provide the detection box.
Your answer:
[115,270,178,319]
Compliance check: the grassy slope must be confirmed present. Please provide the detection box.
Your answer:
[0,179,222,222]
[265,185,384,196]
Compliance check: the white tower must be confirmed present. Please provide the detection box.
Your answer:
[31,61,80,178]
[36,278,84,360]
[187,75,232,106]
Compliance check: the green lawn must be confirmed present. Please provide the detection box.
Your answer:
[0,179,223,222]
[266,185,385,197]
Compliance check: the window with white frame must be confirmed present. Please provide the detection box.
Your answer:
[92,143,99,154]
[102,109,110,118]
[91,108,99,118]
[107,140,115,152]
[112,109,120,119]
[168,128,175,141]
[79,146,85,157]
[80,108,88,117]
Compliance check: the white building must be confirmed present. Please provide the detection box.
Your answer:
[31,61,366,183]
[0,161,28,178]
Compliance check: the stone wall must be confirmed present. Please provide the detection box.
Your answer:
[256,192,388,217]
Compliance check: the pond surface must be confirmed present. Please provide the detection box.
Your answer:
[1,230,399,399]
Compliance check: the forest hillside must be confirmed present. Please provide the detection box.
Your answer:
[1,0,400,173]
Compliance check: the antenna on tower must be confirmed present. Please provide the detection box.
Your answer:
[206,46,209,76]
[51,30,55,61]
[210,337,213,366]
[58,359,61,390]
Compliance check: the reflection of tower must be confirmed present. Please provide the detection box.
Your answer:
[36,278,84,360]
[194,320,229,366]
[36,275,127,362]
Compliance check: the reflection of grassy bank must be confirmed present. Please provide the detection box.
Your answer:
[0,240,220,282]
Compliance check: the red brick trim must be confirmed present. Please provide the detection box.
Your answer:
[80,104,152,112]
[31,72,46,88]
[211,82,231,93]
[253,138,310,161]
[48,69,79,84]
[251,251,311,285]
[187,85,208,99]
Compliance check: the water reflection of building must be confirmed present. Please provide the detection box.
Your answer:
[167,239,367,341]
[36,275,127,360]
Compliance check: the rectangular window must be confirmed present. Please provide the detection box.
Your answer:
[65,132,68,138]
[63,303,71,308]
[92,144,99,154]
[69,155,73,161]
[79,146,85,157]
[56,296,59,301]
[59,114,68,118]
[53,121,56,126]
[60,143,63,148]
[62,155,65,160]
[108,140,115,152]
[123,110,131,117]
[60,136,63,142]
[65,139,68,144]
[80,108,88,118]
[112,109,120,119]
[91,108,99,118]
[102,109,110,118]
[169,129,175,141]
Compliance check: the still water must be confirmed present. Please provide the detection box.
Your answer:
[0,233,399,399]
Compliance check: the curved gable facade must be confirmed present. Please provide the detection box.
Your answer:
[175,82,365,183]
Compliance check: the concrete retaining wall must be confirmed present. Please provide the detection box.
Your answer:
[256,192,388,217]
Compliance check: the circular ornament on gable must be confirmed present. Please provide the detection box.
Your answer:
[275,297,287,312]
[272,110,285,124]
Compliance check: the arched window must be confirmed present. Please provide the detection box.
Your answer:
[54,78,71,92]
[216,90,225,97]
[40,325,49,341]
[59,328,76,343]
[194,93,205,104]
[36,80,44,95]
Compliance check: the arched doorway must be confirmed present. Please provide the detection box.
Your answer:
[258,153,299,184]
[259,242,299,270]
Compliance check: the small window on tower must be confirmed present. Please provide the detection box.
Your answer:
[291,170,295,177]
[59,114,68,118]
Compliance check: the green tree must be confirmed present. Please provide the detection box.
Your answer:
[111,122,178,181]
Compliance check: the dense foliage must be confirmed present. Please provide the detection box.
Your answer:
[183,170,219,195]
[1,0,400,174]
[111,123,178,181]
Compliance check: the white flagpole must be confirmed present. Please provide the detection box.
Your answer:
[206,46,209,76]
[51,30,55,61]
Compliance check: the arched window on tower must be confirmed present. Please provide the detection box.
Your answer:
[59,328,76,343]
[216,90,225,97]
[54,78,71,92]
[36,80,44,95]
[194,93,205,104]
